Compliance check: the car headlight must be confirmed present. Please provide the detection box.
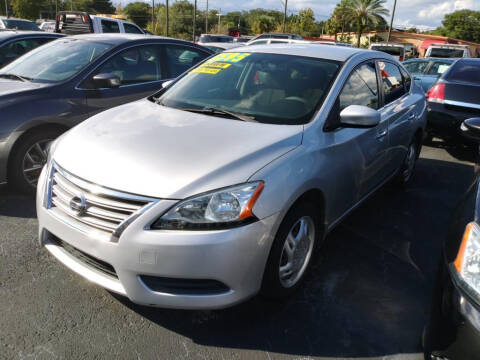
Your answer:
[151,181,264,230]
[453,222,480,300]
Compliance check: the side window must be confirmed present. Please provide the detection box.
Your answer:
[379,61,406,105]
[339,62,379,111]
[94,45,162,86]
[101,20,120,33]
[251,40,268,45]
[400,67,411,92]
[123,23,143,34]
[426,61,451,76]
[403,61,428,74]
[165,45,209,78]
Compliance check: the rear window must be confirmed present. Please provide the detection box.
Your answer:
[429,48,465,58]
[199,35,232,43]
[447,61,480,85]
[371,46,403,56]
[3,19,40,31]
[426,61,451,76]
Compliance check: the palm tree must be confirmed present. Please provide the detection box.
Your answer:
[347,0,389,48]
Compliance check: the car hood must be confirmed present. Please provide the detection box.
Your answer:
[0,78,49,97]
[54,100,303,199]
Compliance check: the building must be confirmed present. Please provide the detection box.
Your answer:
[322,30,480,57]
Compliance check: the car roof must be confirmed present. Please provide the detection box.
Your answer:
[68,33,182,45]
[404,58,455,62]
[229,43,375,62]
[203,42,241,49]
[0,30,62,40]
[0,16,34,21]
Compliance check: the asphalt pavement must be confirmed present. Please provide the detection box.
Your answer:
[0,140,477,360]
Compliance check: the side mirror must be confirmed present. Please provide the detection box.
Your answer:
[92,73,121,89]
[460,118,480,142]
[340,105,380,128]
[162,80,173,88]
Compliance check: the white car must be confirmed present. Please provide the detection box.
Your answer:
[201,42,242,53]
[247,39,313,46]
[425,43,472,58]
[56,11,145,35]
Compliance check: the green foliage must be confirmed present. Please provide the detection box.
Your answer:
[123,1,151,28]
[252,15,276,34]
[69,0,115,13]
[440,10,480,43]
[346,0,389,47]
[11,0,45,20]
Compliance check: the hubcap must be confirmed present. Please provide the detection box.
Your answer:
[279,216,315,288]
[22,139,51,187]
[403,143,416,182]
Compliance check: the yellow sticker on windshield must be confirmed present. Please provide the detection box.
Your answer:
[205,62,232,69]
[190,67,221,75]
[209,52,251,63]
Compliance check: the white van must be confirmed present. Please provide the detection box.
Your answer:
[425,43,472,58]
[55,11,145,35]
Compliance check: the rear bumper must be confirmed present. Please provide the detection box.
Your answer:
[424,261,480,360]
[427,101,480,138]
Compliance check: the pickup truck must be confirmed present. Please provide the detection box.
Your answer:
[55,12,145,35]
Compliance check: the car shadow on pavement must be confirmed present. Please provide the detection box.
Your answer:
[423,136,478,163]
[111,154,477,358]
[0,185,36,219]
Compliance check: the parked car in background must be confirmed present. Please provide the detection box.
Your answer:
[426,58,480,140]
[0,34,212,192]
[403,58,454,92]
[202,42,241,53]
[316,41,354,47]
[39,21,56,32]
[426,43,472,58]
[37,44,426,309]
[198,34,233,44]
[233,36,254,43]
[247,39,312,46]
[370,43,408,61]
[0,17,40,31]
[248,33,302,43]
[55,12,145,35]
[0,31,63,67]
[423,117,480,360]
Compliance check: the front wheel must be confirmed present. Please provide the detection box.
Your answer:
[261,201,321,298]
[8,129,62,194]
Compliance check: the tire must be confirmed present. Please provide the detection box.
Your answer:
[260,201,322,299]
[394,138,420,187]
[8,129,62,194]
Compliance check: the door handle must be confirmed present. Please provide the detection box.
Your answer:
[376,129,388,139]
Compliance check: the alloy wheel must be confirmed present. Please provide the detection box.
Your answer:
[403,142,416,182]
[279,216,315,288]
[22,139,51,187]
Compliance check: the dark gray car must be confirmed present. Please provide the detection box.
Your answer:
[0,31,63,67]
[0,34,213,192]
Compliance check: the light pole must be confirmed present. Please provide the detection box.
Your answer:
[205,0,208,33]
[4,0,8,18]
[166,0,169,37]
[387,0,397,43]
[152,0,155,32]
[282,0,288,32]
[217,11,221,32]
[192,0,197,41]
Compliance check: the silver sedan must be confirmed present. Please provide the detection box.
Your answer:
[37,44,426,309]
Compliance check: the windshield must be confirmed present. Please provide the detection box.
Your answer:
[403,61,429,74]
[205,46,224,53]
[0,38,113,83]
[3,19,40,31]
[429,48,465,58]
[157,52,340,125]
[371,46,403,56]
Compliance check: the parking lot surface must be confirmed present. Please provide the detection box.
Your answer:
[0,142,477,360]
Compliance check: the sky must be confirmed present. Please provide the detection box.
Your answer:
[117,0,480,30]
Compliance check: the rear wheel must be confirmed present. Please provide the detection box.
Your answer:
[261,201,321,298]
[394,139,419,186]
[9,129,62,194]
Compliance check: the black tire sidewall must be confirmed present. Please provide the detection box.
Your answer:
[9,129,62,194]
[261,201,322,299]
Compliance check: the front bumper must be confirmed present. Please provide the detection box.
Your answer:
[36,168,280,309]
[424,261,480,360]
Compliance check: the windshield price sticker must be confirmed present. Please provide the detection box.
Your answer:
[190,53,251,75]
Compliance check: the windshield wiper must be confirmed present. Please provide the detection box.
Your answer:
[0,73,32,82]
[175,106,257,122]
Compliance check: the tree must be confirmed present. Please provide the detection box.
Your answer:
[251,15,276,34]
[346,0,389,47]
[297,8,316,36]
[73,0,115,13]
[440,10,480,43]
[123,2,151,28]
[11,0,46,20]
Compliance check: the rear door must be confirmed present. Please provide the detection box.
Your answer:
[377,60,416,173]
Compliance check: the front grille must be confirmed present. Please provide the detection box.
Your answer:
[48,233,117,279]
[47,163,157,239]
